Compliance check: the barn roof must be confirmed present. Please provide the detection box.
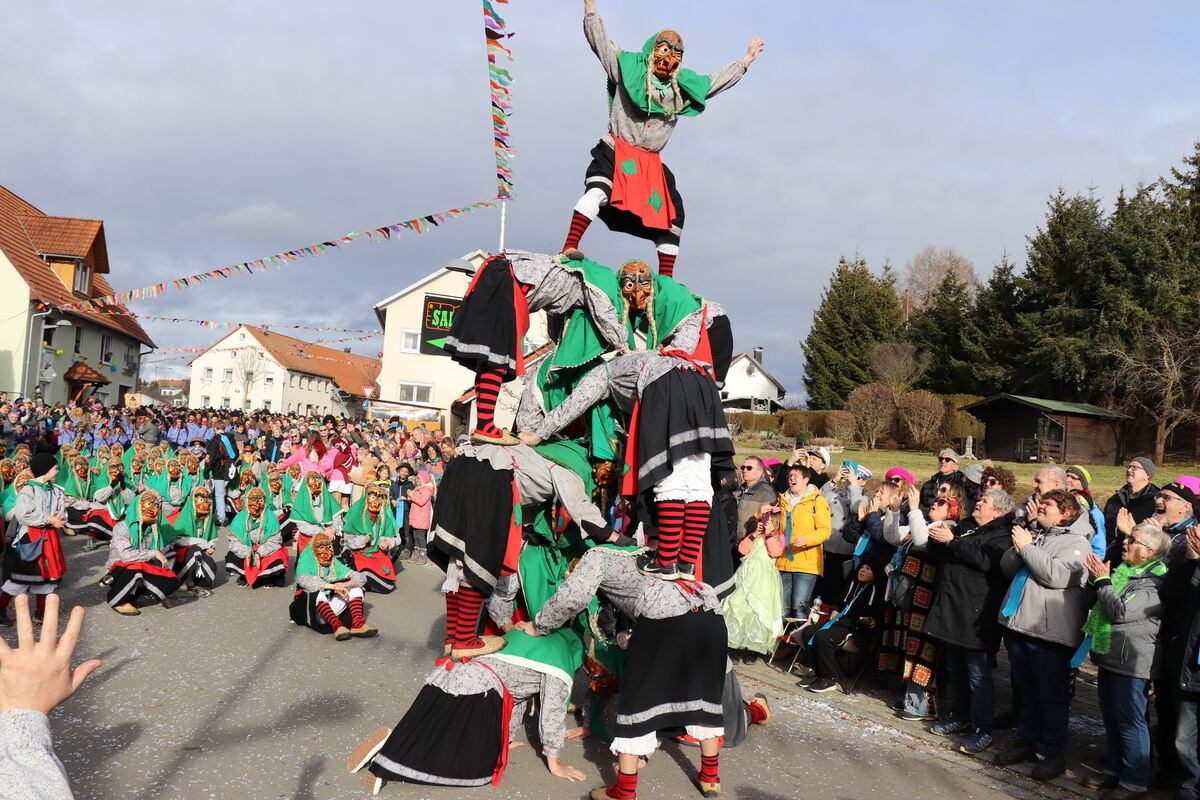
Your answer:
[960,393,1126,420]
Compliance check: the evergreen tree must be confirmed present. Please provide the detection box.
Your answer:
[802,255,900,409]
[905,272,988,395]
[970,253,1023,395]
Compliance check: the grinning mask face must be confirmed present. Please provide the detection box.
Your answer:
[619,260,654,312]
[366,486,387,514]
[134,440,147,453]
[185,456,199,474]
[73,457,90,480]
[131,457,144,474]
[149,458,164,473]
[240,470,254,488]
[107,459,124,482]
[268,472,283,496]
[13,470,32,493]
[313,536,335,567]
[306,472,324,494]
[288,464,302,480]
[139,493,161,525]
[0,459,16,483]
[111,444,124,458]
[167,460,182,479]
[247,488,266,518]
[592,460,617,487]
[651,30,684,79]
[193,488,213,517]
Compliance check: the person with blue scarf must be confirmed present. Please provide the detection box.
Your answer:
[993,489,1091,781]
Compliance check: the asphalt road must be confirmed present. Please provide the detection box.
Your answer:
[15,536,1078,800]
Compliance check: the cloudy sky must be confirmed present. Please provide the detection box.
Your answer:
[3,1,1199,395]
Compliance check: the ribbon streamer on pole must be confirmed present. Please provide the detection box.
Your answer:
[57,199,499,313]
[484,0,516,201]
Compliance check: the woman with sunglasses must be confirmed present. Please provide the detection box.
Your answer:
[1079,522,1169,800]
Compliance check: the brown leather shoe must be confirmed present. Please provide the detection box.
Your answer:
[114,602,140,616]
[333,626,351,641]
[699,778,721,797]
[347,727,391,773]
[350,624,378,638]
[450,635,507,658]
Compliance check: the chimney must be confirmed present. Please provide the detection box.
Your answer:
[752,346,764,364]
[343,348,351,353]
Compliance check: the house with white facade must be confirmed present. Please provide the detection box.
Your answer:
[0,184,155,404]
[187,326,380,418]
[721,349,787,413]
[373,251,549,434]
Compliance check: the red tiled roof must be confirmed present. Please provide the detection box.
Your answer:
[0,185,153,347]
[197,327,381,399]
[64,361,112,384]
[157,379,188,388]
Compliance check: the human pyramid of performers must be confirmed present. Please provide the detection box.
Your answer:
[1,4,765,798]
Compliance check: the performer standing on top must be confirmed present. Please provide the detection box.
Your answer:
[560,0,763,276]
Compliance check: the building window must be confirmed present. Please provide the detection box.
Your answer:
[203,367,213,380]
[401,330,420,353]
[239,332,246,341]
[221,397,231,409]
[123,344,136,368]
[265,376,274,387]
[263,399,271,410]
[223,368,233,382]
[73,327,83,355]
[93,390,109,405]
[396,382,432,404]
[73,262,92,295]
[201,395,211,407]
[42,325,55,347]
[99,334,112,362]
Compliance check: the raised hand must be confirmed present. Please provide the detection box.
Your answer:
[743,37,764,66]
[0,594,102,715]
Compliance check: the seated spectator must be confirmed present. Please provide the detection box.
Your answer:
[994,489,1091,781]
[799,560,885,693]
[1080,522,1169,800]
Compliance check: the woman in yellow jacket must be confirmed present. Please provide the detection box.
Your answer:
[775,464,832,621]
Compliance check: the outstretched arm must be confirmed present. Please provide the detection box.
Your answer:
[582,0,621,83]
[707,36,764,99]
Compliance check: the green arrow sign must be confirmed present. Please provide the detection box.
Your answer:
[425,337,447,350]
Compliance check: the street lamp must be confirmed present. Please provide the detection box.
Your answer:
[23,317,72,398]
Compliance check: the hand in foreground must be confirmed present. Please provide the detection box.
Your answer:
[518,431,542,447]
[1011,525,1033,552]
[1116,507,1135,536]
[547,757,588,782]
[564,726,591,740]
[926,524,954,544]
[1085,552,1111,580]
[0,594,102,715]
[513,620,541,637]
[1187,526,1200,560]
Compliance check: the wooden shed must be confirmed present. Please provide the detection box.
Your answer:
[959,394,1126,466]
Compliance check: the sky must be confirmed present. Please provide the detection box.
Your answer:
[3,1,1199,395]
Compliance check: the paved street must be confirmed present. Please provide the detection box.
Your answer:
[16,537,1082,800]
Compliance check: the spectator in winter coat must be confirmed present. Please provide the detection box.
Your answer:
[1104,458,1160,562]
[774,465,831,621]
[925,489,1016,756]
[1080,522,1169,799]
[994,489,1091,782]
[735,457,777,543]
[817,464,866,601]
[1165,525,1200,800]
[919,449,964,514]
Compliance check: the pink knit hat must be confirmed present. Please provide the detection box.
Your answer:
[885,467,915,483]
[1174,475,1200,495]
[417,470,432,484]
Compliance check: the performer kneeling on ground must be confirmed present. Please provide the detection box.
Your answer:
[169,486,219,596]
[83,457,135,550]
[339,483,398,594]
[516,543,728,800]
[1,454,68,623]
[225,487,288,588]
[290,533,376,641]
[289,471,341,554]
[105,490,182,616]
[346,626,589,794]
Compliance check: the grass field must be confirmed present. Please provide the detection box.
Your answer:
[733,440,1192,501]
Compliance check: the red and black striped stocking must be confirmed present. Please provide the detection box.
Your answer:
[562,210,592,253]
[678,501,711,567]
[474,367,506,436]
[657,250,678,277]
[316,601,343,630]
[348,596,367,628]
[451,585,486,643]
[655,500,686,567]
[699,753,720,783]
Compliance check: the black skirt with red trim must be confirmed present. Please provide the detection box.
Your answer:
[173,544,218,587]
[443,256,524,380]
[106,560,181,607]
[427,456,515,596]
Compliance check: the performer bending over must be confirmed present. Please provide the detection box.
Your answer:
[517,543,728,800]
[290,533,377,641]
[560,0,762,276]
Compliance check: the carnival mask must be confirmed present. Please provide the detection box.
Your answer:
[313,536,335,567]
[592,460,617,487]
[306,472,324,493]
[73,457,90,480]
[12,470,32,493]
[288,464,302,480]
[131,457,144,473]
[139,493,161,524]
[247,488,266,518]
[149,458,164,473]
[167,460,182,479]
[193,488,213,517]
[240,470,254,488]
[366,486,387,515]
[134,440,147,453]
[651,30,684,79]
[619,260,654,312]
[268,473,283,496]
[185,457,199,474]
[107,460,124,482]
[111,444,124,458]
[0,460,15,482]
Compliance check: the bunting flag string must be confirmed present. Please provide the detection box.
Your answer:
[484,0,516,199]
[56,199,500,313]
[83,312,382,335]
[141,339,381,366]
